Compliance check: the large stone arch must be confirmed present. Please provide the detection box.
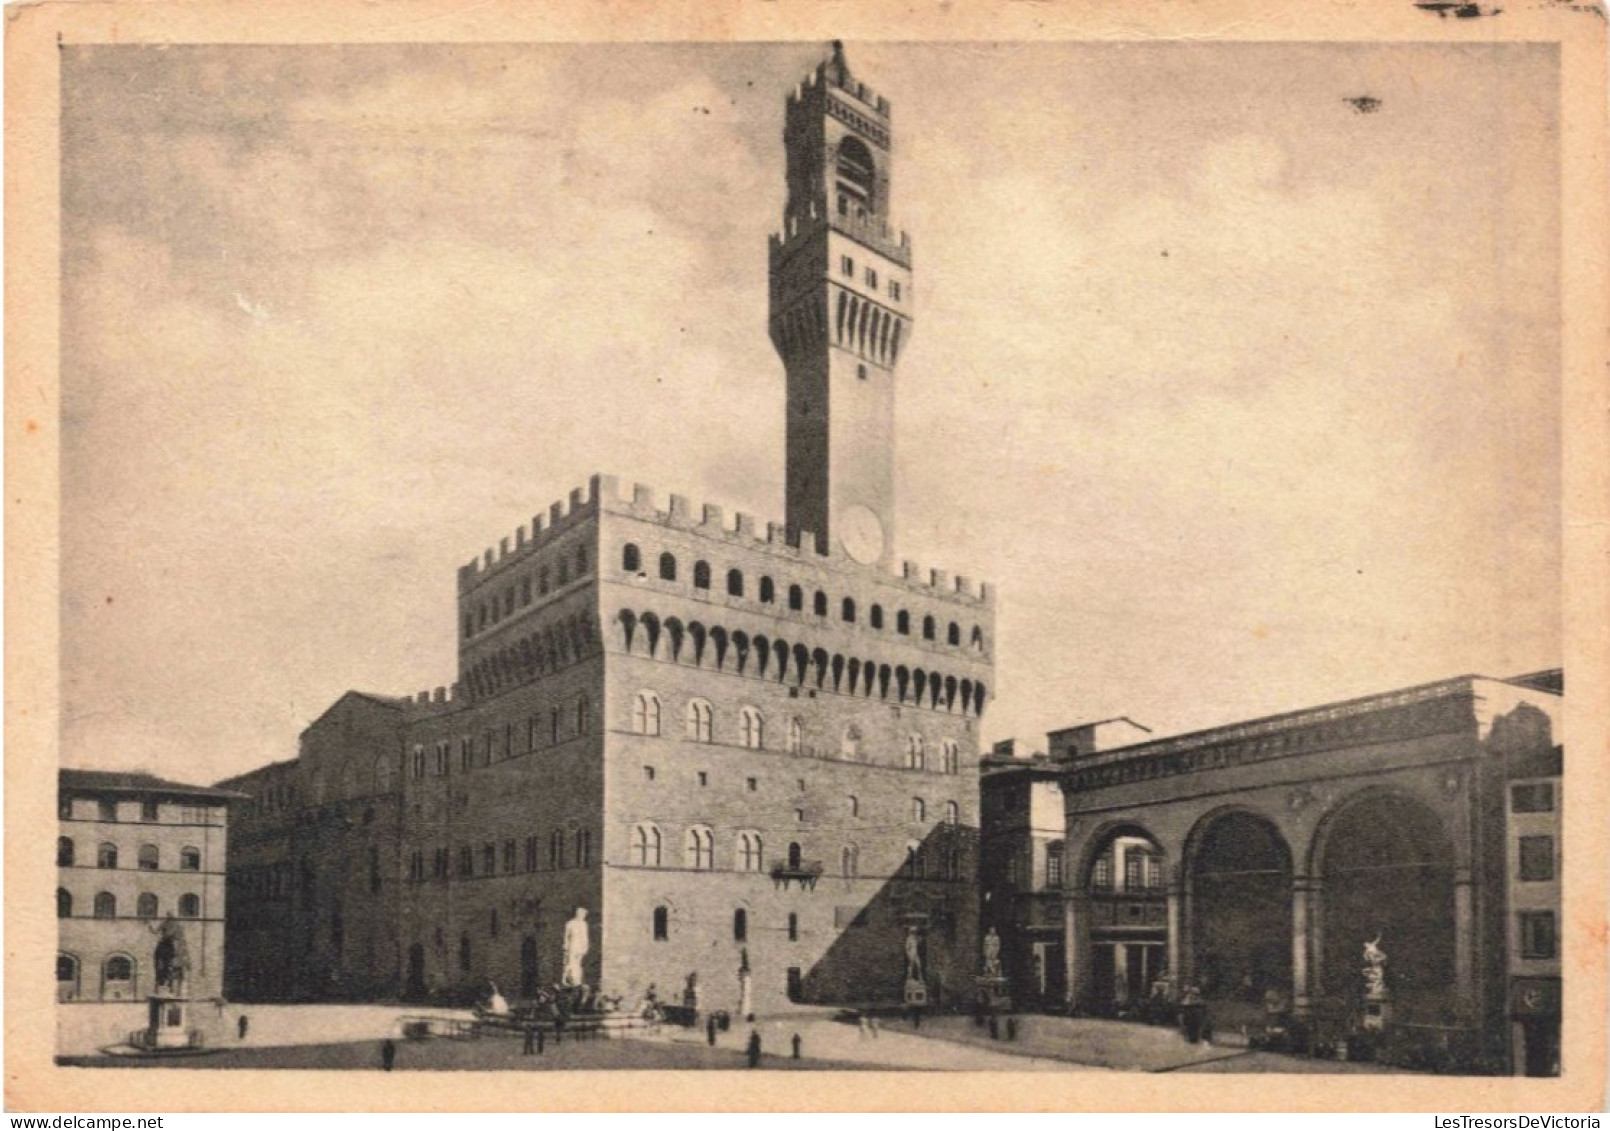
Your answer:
[1308,786,1462,1021]
[1067,819,1173,1015]
[1182,805,1295,1016]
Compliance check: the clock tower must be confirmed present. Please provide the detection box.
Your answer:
[770,43,912,567]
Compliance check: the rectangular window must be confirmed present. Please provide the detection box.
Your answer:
[644,766,656,781]
[698,772,708,787]
[141,800,160,822]
[1512,782,1555,813]
[1519,836,1555,882]
[890,281,902,301]
[433,848,448,879]
[524,836,538,873]
[460,738,473,773]
[483,843,496,874]
[505,724,514,758]
[484,732,495,766]
[528,718,539,752]
[1123,854,1142,891]
[435,742,449,776]
[840,256,854,276]
[1046,853,1063,889]
[1520,911,1557,959]
[746,778,758,792]
[865,267,877,290]
[458,846,474,877]
[411,747,426,780]
[1093,856,1113,890]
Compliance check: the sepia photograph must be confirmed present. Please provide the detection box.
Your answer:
[9,0,1608,1114]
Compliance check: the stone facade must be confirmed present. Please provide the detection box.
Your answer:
[57,770,240,1006]
[216,45,996,1017]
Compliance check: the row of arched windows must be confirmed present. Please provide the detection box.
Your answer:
[620,543,988,654]
[406,696,592,783]
[462,611,596,701]
[617,610,988,717]
[57,889,201,919]
[463,541,590,639]
[631,690,964,772]
[627,820,963,875]
[57,953,136,1001]
[58,838,202,871]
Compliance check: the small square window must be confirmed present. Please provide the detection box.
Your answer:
[643,766,656,782]
[1520,911,1557,959]
[1512,783,1555,813]
[698,772,708,787]
[746,778,758,792]
[1519,836,1555,882]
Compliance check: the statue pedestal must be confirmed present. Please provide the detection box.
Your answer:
[1361,991,1392,1032]
[146,995,192,1050]
[903,978,928,1006]
[974,975,1012,1014]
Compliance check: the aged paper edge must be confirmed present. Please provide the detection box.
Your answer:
[6,0,1607,1113]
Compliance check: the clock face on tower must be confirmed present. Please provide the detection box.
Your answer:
[839,504,886,565]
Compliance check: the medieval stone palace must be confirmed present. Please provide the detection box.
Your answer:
[217,45,993,1015]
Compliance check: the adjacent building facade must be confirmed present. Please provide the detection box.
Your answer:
[218,45,994,1015]
[983,671,1563,1074]
[57,769,240,1005]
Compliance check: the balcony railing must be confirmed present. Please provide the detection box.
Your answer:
[770,859,825,891]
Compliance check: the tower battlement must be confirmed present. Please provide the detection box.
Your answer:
[594,473,992,610]
[456,477,606,593]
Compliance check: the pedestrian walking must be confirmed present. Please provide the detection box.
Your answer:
[523,1024,536,1055]
[237,1014,249,1041]
[791,1032,802,1060]
[1006,1016,1018,1042]
[746,1029,762,1068]
[868,1017,879,1039]
[706,1013,718,1047]
[381,1038,397,1072]
[857,1015,870,1040]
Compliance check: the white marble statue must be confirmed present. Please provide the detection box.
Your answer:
[1362,934,1388,999]
[904,926,924,983]
[982,927,1003,977]
[562,907,590,987]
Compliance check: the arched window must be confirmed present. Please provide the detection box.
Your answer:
[658,553,678,582]
[374,753,394,794]
[840,725,862,761]
[870,605,884,630]
[971,625,986,651]
[57,837,74,867]
[788,717,804,755]
[180,847,201,872]
[759,576,775,604]
[57,953,79,994]
[685,699,714,743]
[904,842,923,879]
[738,831,764,872]
[788,585,804,611]
[906,735,925,770]
[841,597,856,623]
[693,561,711,590]
[897,610,911,635]
[787,842,803,870]
[911,797,927,822]
[740,707,764,750]
[57,888,72,919]
[136,893,158,919]
[945,848,962,881]
[942,740,960,775]
[947,622,960,646]
[93,892,116,919]
[104,955,134,985]
[733,908,748,942]
[623,543,642,573]
[576,694,592,736]
[813,591,827,617]
[841,844,859,878]
[945,800,959,826]
[96,843,118,870]
[632,823,662,867]
[652,905,669,941]
[685,825,714,870]
[922,615,936,641]
[633,691,662,736]
[179,893,200,918]
[836,136,876,213]
[727,569,744,597]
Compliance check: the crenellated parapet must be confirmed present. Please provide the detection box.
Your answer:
[401,683,464,715]
[457,478,605,595]
[593,473,992,610]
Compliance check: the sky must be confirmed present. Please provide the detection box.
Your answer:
[60,41,1560,785]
